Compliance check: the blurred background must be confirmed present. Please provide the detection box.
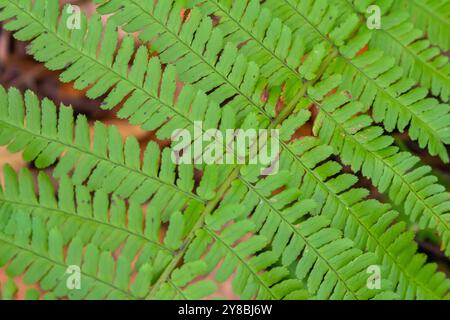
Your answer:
[0,0,448,299]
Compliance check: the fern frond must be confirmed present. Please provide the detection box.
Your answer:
[0,166,225,299]
[0,1,246,134]
[340,0,450,102]
[0,165,175,255]
[0,166,307,300]
[233,171,396,299]
[184,0,345,86]
[237,145,449,299]
[92,0,279,120]
[311,90,450,256]
[0,0,448,302]
[175,0,449,235]
[261,0,450,162]
[327,48,450,162]
[393,0,450,52]
[0,84,243,208]
[0,206,155,299]
[152,218,310,300]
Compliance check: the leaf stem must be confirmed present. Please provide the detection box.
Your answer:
[146,166,240,298]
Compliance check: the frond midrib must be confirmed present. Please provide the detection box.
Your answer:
[146,167,241,298]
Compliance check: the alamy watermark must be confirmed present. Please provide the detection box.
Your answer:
[366,265,381,290]
[367,5,381,30]
[66,265,81,290]
[66,5,81,30]
[171,121,280,175]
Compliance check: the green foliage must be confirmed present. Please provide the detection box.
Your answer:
[338,0,450,102]
[0,0,449,300]
[393,0,450,51]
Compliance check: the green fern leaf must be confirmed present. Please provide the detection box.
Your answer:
[311,85,450,255]
[261,0,450,162]
[238,154,449,299]
[340,0,450,102]
[0,86,225,208]
[0,0,449,301]
[0,206,154,299]
[0,1,243,135]
[393,0,450,52]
